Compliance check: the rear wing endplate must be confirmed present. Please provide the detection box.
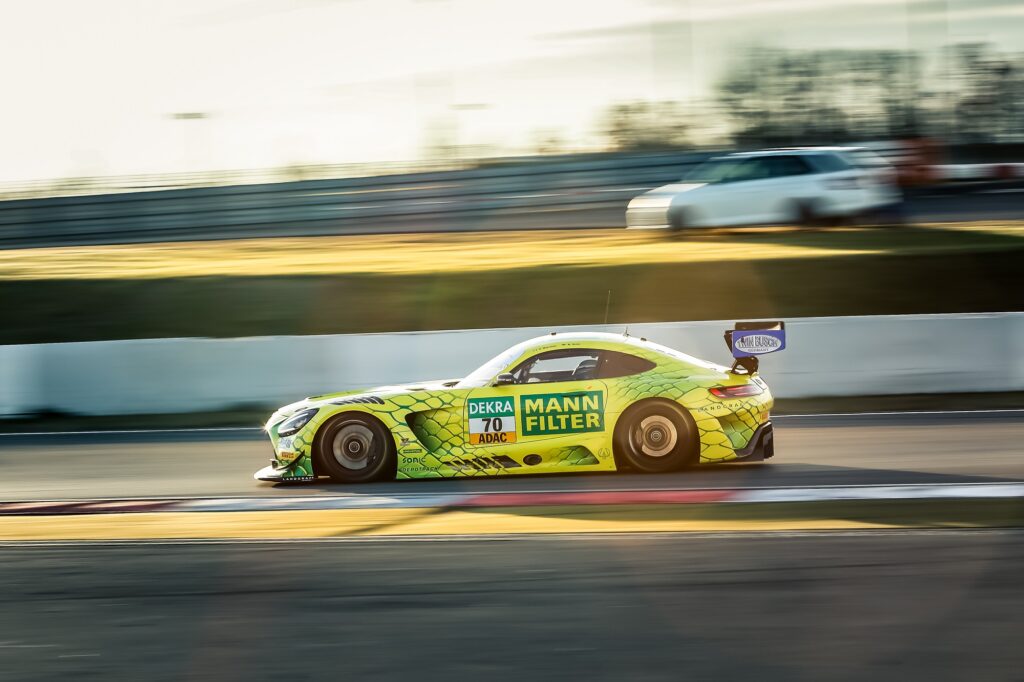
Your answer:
[724,321,786,374]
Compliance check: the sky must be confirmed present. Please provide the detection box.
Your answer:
[1,0,1022,183]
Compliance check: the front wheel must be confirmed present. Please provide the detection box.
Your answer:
[314,414,395,483]
[613,401,698,473]
[668,206,692,231]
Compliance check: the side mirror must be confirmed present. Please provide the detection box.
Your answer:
[494,373,515,386]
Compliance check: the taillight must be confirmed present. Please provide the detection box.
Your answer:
[826,175,861,190]
[710,384,763,399]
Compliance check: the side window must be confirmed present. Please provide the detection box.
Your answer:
[598,351,656,379]
[807,153,853,174]
[724,158,772,183]
[511,349,601,384]
[765,156,812,178]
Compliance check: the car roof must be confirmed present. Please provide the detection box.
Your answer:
[518,331,652,347]
[512,332,723,371]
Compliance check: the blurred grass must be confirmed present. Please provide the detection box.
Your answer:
[2,222,1023,280]
[1,222,1022,343]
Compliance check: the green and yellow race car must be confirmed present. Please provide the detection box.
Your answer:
[255,327,781,484]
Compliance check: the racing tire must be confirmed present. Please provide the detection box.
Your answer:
[668,207,691,231]
[613,400,699,473]
[791,200,821,227]
[314,413,396,483]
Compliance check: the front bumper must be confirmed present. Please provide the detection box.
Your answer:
[626,207,670,229]
[254,458,317,482]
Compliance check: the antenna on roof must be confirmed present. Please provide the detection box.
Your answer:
[623,326,630,337]
[603,290,612,327]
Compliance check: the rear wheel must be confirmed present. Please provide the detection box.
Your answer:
[613,400,698,473]
[791,200,820,227]
[314,413,395,483]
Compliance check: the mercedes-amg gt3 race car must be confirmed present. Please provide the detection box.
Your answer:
[255,325,783,483]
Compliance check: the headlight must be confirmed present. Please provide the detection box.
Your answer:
[628,195,671,210]
[276,408,318,437]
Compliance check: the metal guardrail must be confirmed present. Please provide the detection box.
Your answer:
[0,152,711,247]
[0,158,473,202]
[6,147,1014,248]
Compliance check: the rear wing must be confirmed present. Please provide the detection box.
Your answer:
[724,321,786,374]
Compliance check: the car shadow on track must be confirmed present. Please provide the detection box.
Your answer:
[261,461,1023,496]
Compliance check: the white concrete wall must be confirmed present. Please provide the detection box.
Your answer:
[1,313,1021,417]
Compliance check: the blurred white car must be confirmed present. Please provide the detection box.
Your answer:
[626,147,902,229]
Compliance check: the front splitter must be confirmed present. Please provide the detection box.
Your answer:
[254,464,315,483]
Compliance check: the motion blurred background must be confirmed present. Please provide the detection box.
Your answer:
[2,0,1023,416]
[1,4,1023,679]
[0,0,1022,343]
[3,0,1024,190]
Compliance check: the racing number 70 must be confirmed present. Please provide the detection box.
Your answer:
[482,417,503,432]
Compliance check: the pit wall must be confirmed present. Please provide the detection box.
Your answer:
[1,313,1021,417]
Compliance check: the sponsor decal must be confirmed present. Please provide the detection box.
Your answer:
[331,395,385,406]
[448,454,522,471]
[468,397,517,445]
[277,450,300,464]
[731,330,786,357]
[695,402,740,414]
[521,391,604,436]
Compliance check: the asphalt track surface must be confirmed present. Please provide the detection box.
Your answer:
[1,411,1021,502]
[1,531,1021,680]
[1,411,1022,680]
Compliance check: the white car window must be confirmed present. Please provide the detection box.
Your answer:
[727,159,773,183]
[764,156,812,178]
[807,153,853,173]
[685,158,745,183]
[686,157,772,184]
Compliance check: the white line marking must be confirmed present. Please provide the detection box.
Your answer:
[773,408,1024,418]
[0,427,262,437]
[3,482,1021,508]
[4,481,1020,503]
[0,528,1018,548]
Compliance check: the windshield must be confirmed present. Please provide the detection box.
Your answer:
[455,339,534,388]
[684,157,747,184]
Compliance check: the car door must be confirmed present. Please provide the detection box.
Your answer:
[698,158,774,225]
[465,348,612,469]
[759,155,815,222]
